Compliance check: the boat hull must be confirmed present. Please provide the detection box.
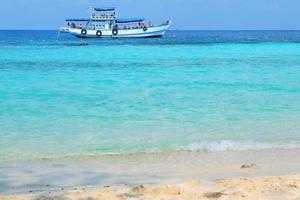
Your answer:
[60,24,170,38]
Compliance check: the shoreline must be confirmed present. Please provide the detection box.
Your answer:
[1,148,300,198]
[3,140,300,164]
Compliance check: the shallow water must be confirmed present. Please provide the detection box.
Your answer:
[1,30,300,161]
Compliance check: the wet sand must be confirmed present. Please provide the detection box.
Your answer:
[1,149,300,199]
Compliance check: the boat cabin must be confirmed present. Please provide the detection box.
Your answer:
[66,7,149,31]
[91,7,116,20]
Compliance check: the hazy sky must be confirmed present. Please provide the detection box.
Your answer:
[1,0,300,30]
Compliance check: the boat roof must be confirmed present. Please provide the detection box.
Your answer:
[94,7,116,11]
[65,17,145,23]
[66,18,90,22]
[116,18,145,23]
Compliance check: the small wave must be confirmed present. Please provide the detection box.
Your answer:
[183,140,300,152]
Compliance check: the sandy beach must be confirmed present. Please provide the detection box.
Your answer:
[1,149,300,199]
[2,175,300,200]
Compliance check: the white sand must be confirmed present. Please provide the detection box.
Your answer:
[1,149,300,199]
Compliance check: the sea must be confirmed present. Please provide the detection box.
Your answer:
[1,30,300,162]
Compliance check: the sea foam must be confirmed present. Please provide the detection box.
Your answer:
[184,140,300,152]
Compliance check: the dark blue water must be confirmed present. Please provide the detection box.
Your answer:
[1,30,300,46]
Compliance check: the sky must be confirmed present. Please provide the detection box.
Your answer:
[1,0,300,30]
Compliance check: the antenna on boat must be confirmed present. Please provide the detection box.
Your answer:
[87,5,93,15]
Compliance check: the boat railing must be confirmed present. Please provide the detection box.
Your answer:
[67,24,89,30]
[91,14,116,20]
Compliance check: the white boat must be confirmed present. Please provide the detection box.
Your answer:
[60,7,171,38]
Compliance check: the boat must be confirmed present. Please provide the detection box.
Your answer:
[60,7,171,38]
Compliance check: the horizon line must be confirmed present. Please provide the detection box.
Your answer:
[1,29,300,32]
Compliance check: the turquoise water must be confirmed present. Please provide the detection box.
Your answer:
[1,31,300,161]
